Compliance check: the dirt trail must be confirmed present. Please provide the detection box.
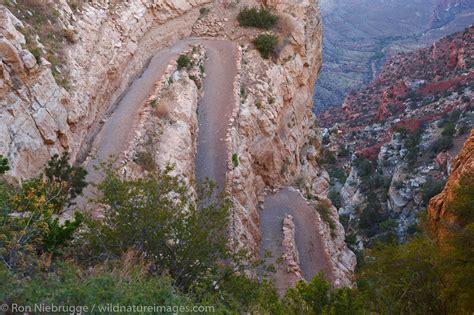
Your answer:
[74,41,190,209]
[74,35,329,294]
[260,187,334,294]
[192,39,238,190]
[76,39,237,208]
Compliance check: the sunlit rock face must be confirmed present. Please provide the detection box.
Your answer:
[0,0,209,179]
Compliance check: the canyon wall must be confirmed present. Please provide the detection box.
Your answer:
[0,0,210,179]
[226,0,355,286]
[1,0,355,286]
[428,129,474,240]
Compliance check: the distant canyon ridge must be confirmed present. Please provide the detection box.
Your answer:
[314,0,474,112]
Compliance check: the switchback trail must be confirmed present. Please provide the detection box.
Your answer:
[76,39,238,208]
[75,35,330,294]
[193,39,238,190]
[260,187,334,294]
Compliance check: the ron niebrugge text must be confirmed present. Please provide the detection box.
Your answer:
[8,303,216,313]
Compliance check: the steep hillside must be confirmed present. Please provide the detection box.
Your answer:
[428,129,474,240]
[317,27,473,247]
[0,0,354,292]
[314,0,474,111]
[0,0,211,179]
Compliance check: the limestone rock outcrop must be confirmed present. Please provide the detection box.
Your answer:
[225,0,355,286]
[281,214,303,280]
[1,0,355,288]
[0,0,210,179]
[428,129,474,239]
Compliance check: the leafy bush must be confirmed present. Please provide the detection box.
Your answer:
[199,7,210,15]
[0,261,192,311]
[353,156,373,179]
[0,155,9,175]
[432,135,454,153]
[177,54,192,70]
[319,148,336,165]
[284,273,365,314]
[232,153,239,168]
[403,128,423,164]
[338,144,350,158]
[441,121,456,137]
[316,203,336,232]
[81,166,240,291]
[253,34,278,59]
[238,7,278,29]
[0,153,86,273]
[328,166,347,183]
[358,193,387,237]
[135,150,156,172]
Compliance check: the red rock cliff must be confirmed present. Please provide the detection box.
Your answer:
[428,129,474,239]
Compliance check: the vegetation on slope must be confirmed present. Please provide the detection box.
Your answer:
[253,33,278,59]
[0,155,472,314]
[1,0,77,88]
[237,7,278,29]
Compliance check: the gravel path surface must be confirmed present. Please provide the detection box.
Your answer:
[260,187,334,293]
[192,39,238,190]
[74,37,329,295]
[76,39,238,208]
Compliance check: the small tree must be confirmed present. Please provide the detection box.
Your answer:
[0,155,9,175]
[81,166,238,291]
[0,153,87,272]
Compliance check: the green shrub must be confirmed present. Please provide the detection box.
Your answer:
[441,121,456,137]
[81,167,236,291]
[0,153,86,273]
[432,136,454,153]
[177,54,192,70]
[0,155,9,175]
[238,7,278,29]
[338,144,350,158]
[0,262,192,310]
[253,34,278,59]
[319,148,336,165]
[354,156,373,179]
[358,193,387,237]
[199,7,210,15]
[316,203,336,231]
[232,153,239,168]
[135,150,156,172]
[284,273,365,314]
[328,166,347,183]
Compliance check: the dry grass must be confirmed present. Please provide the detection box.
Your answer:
[1,0,76,88]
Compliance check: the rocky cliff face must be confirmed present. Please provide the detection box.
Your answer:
[228,0,324,252]
[318,27,473,247]
[224,0,354,286]
[314,0,474,111]
[428,129,474,240]
[0,0,210,179]
[1,0,354,287]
